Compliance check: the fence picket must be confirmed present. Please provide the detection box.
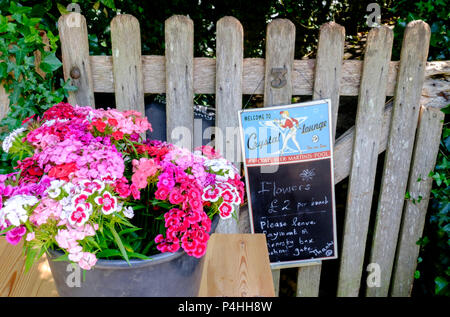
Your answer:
[263,18,296,296]
[58,13,95,107]
[0,84,8,121]
[214,17,244,234]
[165,15,194,150]
[110,15,145,114]
[312,22,345,139]
[367,20,431,297]
[337,26,393,297]
[391,106,445,296]
[296,21,345,298]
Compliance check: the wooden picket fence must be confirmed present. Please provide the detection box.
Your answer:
[1,12,449,297]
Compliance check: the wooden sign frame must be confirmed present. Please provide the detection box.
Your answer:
[238,99,338,269]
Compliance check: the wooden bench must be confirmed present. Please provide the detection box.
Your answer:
[0,233,274,297]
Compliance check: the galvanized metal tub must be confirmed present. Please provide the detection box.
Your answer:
[47,216,218,297]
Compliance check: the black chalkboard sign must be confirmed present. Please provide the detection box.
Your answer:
[239,100,337,268]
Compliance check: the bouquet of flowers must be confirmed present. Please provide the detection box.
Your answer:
[0,102,244,271]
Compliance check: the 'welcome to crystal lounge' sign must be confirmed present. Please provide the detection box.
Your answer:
[238,99,338,269]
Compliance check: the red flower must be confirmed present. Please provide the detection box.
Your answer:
[92,119,106,133]
[48,162,77,182]
[112,130,124,140]
[43,102,75,120]
[108,118,118,126]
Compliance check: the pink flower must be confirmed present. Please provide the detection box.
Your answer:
[158,173,175,190]
[192,242,207,258]
[168,188,185,205]
[5,226,26,245]
[80,180,104,194]
[181,235,198,253]
[130,183,140,200]
[221,189,235,203]
[202,185,220,202]
[131,158,159,189]
[25,232,35,241]
[155,186,170,201]
[187,188,202,201]
[68,205,90,226]
[78,252,97,270]
[218,202,233,219]
[188,199,203,212]
[94,191,117,215]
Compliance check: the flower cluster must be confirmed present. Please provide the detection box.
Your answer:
[0,103,244,271]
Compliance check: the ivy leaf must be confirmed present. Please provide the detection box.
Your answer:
[39,53,62,73]
[100,0,116,10]
[443,135,450,152]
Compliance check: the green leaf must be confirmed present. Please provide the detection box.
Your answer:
[128,252,151,260]
[97,249,122,258]
[119,227,141,236]
[440,104,450,115]
[39,53,62,73]
[56,3,70,15]
[0,225,13,235]
[100,0,116,10]
[108,223,130,265]
[24,246,38,273]
[435,276,448,295]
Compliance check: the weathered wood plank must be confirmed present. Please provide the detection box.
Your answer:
[198,234,275,297]
[263,18,296,297]
[0,240,57,297]
[264,19,295,107]
[165,15,194,150]
[391,106,445,297]
[296,22,345,298]
[58,13,95,106]
[214,17,243,234]
[87,55,448,100]
[297,265,322,297]
[0,83,8,121]
[367,20,431,297]
[337,26,393,297]
[313,22,345,139]
[110,14,145,114]
[87,55,447,98]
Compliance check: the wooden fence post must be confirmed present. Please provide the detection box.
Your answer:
[337,26,393,297]
[391,106,444,296]
[296,21,345,298]
[58,13,95,107]
[165,15,194,150]
[111,14,145,115]
[263,18,296,296]
[367,20,431,297]
[215,17,244,234]
[0,84,8,122]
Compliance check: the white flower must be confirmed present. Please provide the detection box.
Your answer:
[46,180,66,199]
[43,119,68,127]
[0,195,38,226]
[2,127,26,153]
[122,206,134,219]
